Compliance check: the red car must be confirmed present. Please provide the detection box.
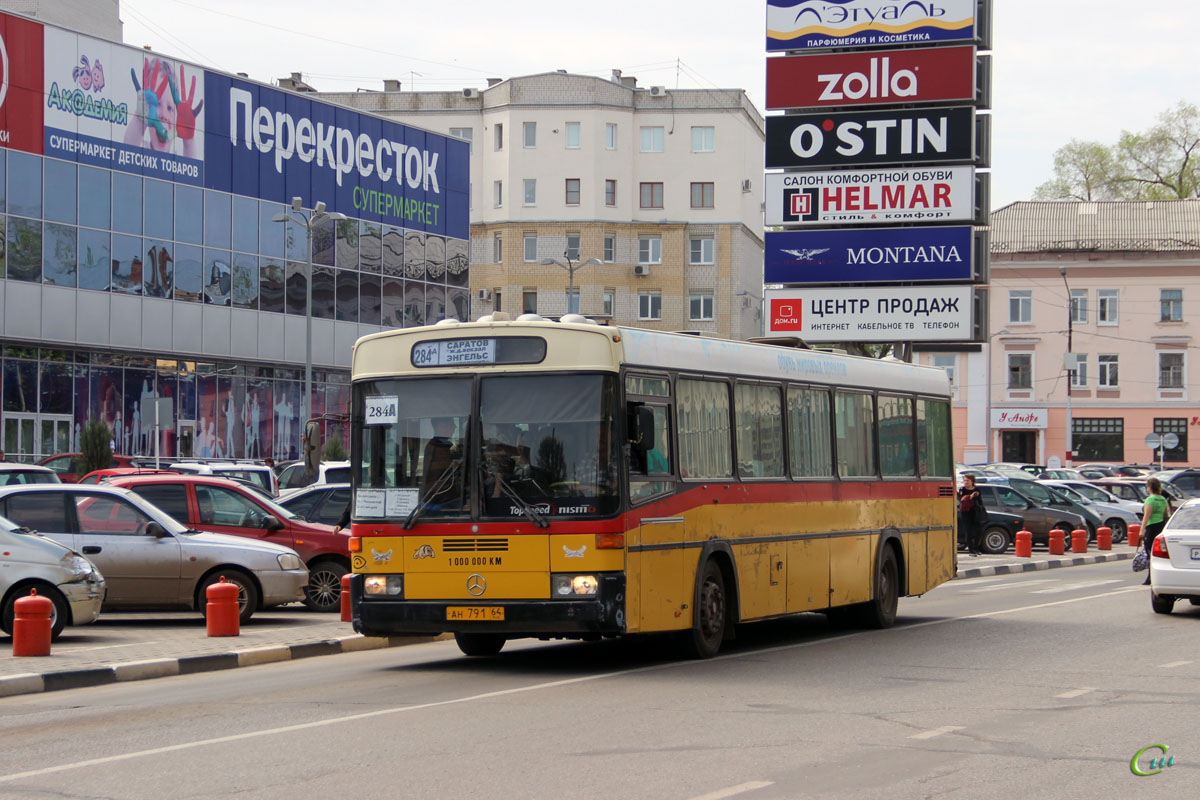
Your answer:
[104,474,349,612]
[38,453,134,483]
[79,467,180,484]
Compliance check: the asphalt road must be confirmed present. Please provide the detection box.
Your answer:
[0,561,1195,800]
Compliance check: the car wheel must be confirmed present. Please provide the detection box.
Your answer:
[454,632,506,656]
[1105,519,1127,543]
[682,559,727,658]
[198,569,260,624]
[1151,592,1175,615]
[303,559,348,612]
[1,584,70,641]
[981,526,1011,555]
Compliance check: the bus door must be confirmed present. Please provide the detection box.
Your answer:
[633,516,687,632]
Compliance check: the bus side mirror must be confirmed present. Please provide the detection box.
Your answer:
[303,419,322,476]
[631,406,655,453]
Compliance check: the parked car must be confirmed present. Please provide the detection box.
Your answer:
[957,467,1006,486]
[0,463,61,485]
[976,483,1088,544]
[959,508,1023,555]
[0,484,307,623]
[105,474,349,612]
[1049,479,1142,513]
[277,461,351,496]
[278,483,352,528]
[78,467,180,484]
[1006,477,1102,536]
[168,460,279,497]
[1151,469,1200,499]
[1075,464,1120,478]
[986,463,1040,479]
[1039,480,1139,542]
[0,513,105,640]
[1149,498,1200,615]
[1037,468,1085,481]
[36,453,134,483]
[1092,478,1187,506]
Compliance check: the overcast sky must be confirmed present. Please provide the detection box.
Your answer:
[119,0,1199,208]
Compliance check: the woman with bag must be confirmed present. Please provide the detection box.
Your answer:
[1140,477,1170,584]
[958,474,985,556]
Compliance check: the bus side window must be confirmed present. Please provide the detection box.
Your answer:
[628,403,672,501]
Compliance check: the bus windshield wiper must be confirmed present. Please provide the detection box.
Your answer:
[481,459,549,528]
[402,458,463,530]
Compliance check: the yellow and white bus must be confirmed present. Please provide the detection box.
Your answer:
[347,316,956,657]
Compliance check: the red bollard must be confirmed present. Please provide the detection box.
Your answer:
[12,589,53,657]
[1071,529,1088,554]
[206,576,241,637]
[340,573,352,622]
[1048,528,1066,556]
[1128,524,1142,548]
[1015,530,1033,558]
[1096,526,1112,551]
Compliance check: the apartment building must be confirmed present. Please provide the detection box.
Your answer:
[318,71,766,338]
[919,201,1200,466]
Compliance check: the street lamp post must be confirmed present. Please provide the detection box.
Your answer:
[985,328,1012,463]
[541,254,601,315]
[273,197,347,461]
[1059,264,1075,466]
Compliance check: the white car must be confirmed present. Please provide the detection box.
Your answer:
[168,461,279,497]
[1150,499,1200,614]
[0,463,61,485]
[0,513,105,639]
[1039,480,1140,542]
[277,461,351,499]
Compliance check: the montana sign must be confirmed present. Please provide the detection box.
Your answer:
[766,166,975,226]
[764,285,974,342]
[766,46,976,110]
[765,107,975,169]
[765,225,974,284]
[767,0,979,52]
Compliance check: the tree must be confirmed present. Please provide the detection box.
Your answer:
[79,418,114,477]
[1033,139,1121,201]
[323,435,347,461]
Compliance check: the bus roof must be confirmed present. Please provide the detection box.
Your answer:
[352,319,951,397]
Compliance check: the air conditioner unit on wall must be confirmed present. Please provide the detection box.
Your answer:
[476,288,493,301]
[633,264,651,277]
[649,86,667,97]
[741,179,752,192]
[462,88,481,99]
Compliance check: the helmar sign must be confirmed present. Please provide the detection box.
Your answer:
[767,0,979,51]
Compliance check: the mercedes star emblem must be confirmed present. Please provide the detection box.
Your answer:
[466,574,486,596]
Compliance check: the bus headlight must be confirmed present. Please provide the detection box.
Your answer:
[364,575,404,597]
[551,574,599,598]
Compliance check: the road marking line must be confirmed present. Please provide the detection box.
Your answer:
[1055,687,1096,698]
[964,579,1054,593]
[0,584,1147,784]
[1159,661,1193,669]
[909,726,964,740]
[1031,580,1121,595]
[59,642,160,654]
[686,781,775,800]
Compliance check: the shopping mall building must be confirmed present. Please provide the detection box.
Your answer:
[0,10,469,461]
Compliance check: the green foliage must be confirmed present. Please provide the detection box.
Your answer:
[79,418,114,477]
[323,435,347,461]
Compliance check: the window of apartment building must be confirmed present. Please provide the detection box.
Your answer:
[1159,352,1185,388]
[689,292,714,321]
[564,179,580,206]
[449,127,472,152]
[640,126,664,152]
[492,232,502,263]
[493,180,502,207]
[605,123,617,150]
[1070,289,1088,324]
[1098,289,1118,325]
[1009,290,1032,324]
[1161,288,1183,321]
[1155,418,1189,462]
[1073,418,1124,461]
[691,126,715,153]
[1007,353,1032,389]
[522,121,536,148]
[603,289,615,316]
[638,235,662,264]
[689,237,714,265]
[639,182,663,209]
[566,233,581,261]
[522,290,537,314]
[567,289,580,314]
[1069,353,1088,388]
[565,122,580,149]
[1098,354,1119,388]
[605,179,617,207]
[494,123,503,150]
[523,233,537,262]
[639,291,662,320]
[690,182,715,209]
[931,354,957,399]
[523,179,537,206]
[603,234,616,262]
[493,289,503,313]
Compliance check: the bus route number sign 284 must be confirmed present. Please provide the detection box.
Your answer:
[365,396,399,425]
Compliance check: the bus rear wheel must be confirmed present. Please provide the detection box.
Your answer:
[455,632,506,656]
[682,559,726,659]
[854,548,899,629]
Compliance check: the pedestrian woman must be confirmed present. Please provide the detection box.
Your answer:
[958,474,985,556]
[1141,476,1170,584]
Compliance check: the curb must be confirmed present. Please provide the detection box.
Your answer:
[0,633,450,699]
[955,550,1136,579]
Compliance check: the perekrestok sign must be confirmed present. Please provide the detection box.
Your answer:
[765,225,974,284]
[766,166,975,226]
[765,285,974,342]
[767,0,979,52]
[766,107,975,169]
[766,46,976,110]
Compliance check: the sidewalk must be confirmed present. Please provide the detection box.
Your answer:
[1,545,1141,699]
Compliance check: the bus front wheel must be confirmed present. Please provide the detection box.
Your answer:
[455,632,506,656]
[683,559,726,659]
